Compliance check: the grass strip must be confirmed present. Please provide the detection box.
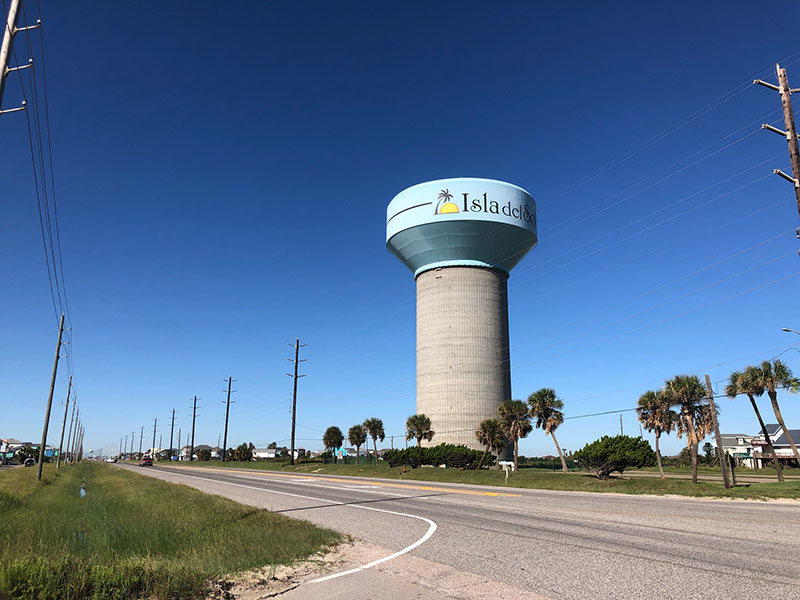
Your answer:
[0,463,340,600]
[173,460,800,500]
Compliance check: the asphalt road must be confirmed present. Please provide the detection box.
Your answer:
[124,465,799,600]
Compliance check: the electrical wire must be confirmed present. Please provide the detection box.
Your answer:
[547,46,800,204]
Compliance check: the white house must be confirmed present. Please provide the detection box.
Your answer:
[253,448,278,459]
[750,424,800,468]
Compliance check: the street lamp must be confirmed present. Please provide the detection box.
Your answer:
[781,328,800,336]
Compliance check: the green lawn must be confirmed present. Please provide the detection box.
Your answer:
[0,462,341,600]
[635,465,798,477]
[171,460,800,500]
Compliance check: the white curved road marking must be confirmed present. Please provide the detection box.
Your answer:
[168,471,438,584]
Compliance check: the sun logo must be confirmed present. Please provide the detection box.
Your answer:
[435,189,459,214]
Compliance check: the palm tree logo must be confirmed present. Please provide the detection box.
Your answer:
[435,189,459,214]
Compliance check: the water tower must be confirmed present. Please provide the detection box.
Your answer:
[386,178,537,454]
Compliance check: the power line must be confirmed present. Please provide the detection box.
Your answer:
[548,47,800,204]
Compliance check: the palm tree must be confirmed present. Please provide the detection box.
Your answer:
[692,403,719,441]
[348,424,367,465]
[726,370,784,481]
[527,388,568,473]
[363,417,385,465]
[322,426,344,464]
[497,399,532,472]
[405,414,435,447]
[475,419,506,469]
[636,389,678,479]
[746,360,800,467]
[665,374,707,484]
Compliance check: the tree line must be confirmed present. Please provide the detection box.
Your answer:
[637,359,799,483]
[322,417,386,464]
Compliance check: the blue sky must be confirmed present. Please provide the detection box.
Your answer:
[3,1,800,457]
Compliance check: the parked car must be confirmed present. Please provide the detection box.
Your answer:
[105,457,117,463]
[138,454,153,467]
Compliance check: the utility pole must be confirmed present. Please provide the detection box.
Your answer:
[755,64,800,228]
[151,418,157,457]
[0,0,37,116]
[705,375,731,489]
[124,434,128,457]
[221,377,236,462]
[619,413,624,436]
[169,409,176,461]
[55,376,72,468]
[287,338,307,466]
[75,422,82,459]
[130,430,135,456]
[38,313,65,481]
[138,426,144,456]
[177,428,181,461]
[118,437,122,458]
[65,399,76,464]
[190,396,197,462]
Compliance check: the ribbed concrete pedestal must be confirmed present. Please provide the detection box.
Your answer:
[416,266,511,458]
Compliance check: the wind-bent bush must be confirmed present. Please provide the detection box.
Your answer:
[573,435,656,479]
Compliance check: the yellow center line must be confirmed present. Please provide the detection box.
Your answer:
[173,466,520,497]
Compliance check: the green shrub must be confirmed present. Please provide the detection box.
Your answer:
[382,444,487,469]
[573,435,656,479]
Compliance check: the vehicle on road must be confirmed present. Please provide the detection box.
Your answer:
[105,457,117,463]
[138,454,153,467]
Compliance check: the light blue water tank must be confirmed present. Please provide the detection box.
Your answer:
[386,178,538,277]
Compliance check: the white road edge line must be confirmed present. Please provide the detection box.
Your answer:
[164,470,438,585]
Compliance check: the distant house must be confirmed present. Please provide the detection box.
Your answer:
[750,424,800,468]
[179,445,193,461]
[252,448,303,460]
[716,434,756,468]
[1,438,25,460]
[253,448,278,459]
[717,425,800,468]
[1,438,24,456]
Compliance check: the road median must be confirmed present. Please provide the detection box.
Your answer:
[162,460,800,500]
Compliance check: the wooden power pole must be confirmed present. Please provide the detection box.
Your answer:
[704,374,731,489]
[64,396,77,464]
[287,338,306,465]
[755,64,800,229]
[151,418,157,456]
[37,313,65,481]
[0,0,34,116]
[190,396,197,462]
[169,408,176,461]
[221,377,236,462]
[55,375,72,468]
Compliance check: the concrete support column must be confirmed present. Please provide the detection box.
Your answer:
[416,266,511,455]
